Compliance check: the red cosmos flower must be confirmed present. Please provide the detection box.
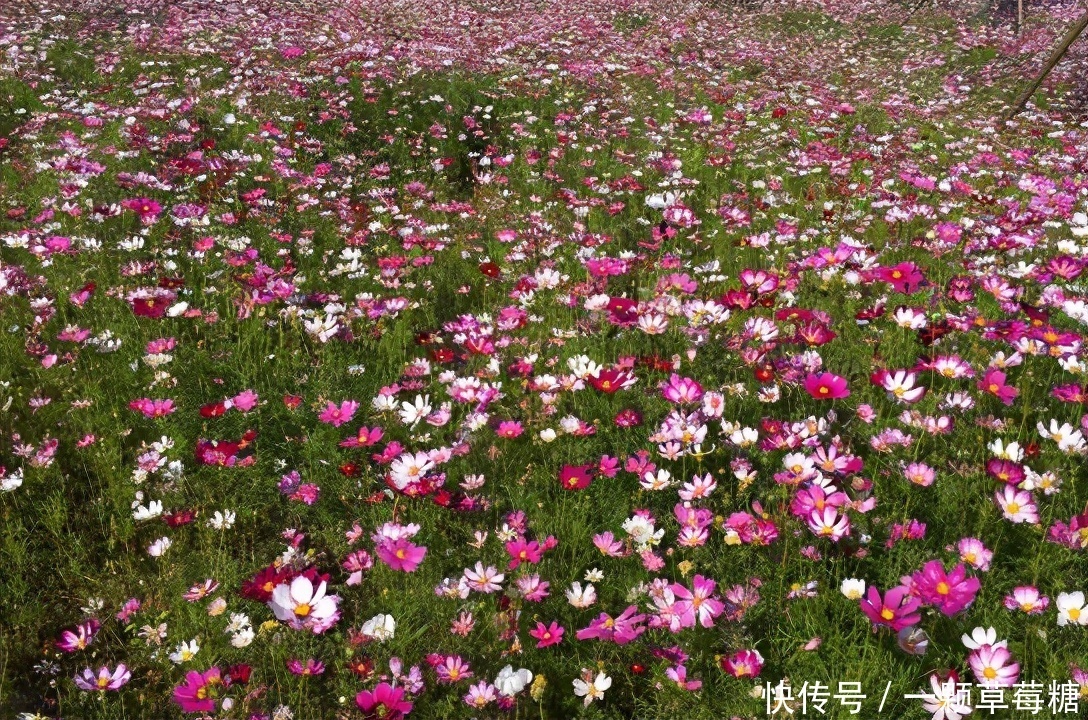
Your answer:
[479,261,501,278]
[754,363,775,383]
[162,509,195,528]
[614,408,643,428]
[430,347,456,364]
[200,401,228,418]
[804,372,850,400]
[606,297,639,327]
[127,288,176,318]
[559,464,594,491]
[588,368,635,393]
[225,664,250,685]
[283,394,303,410]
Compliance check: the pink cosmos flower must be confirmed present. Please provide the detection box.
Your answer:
[804,372,850,400]
[1004,586,1049,615]
[340,426,384,448]
[593,531,626,557]
[969,644,1020,688]
[231,389,259,412]
[432,654,473,684]
[576,605,646,644]
[666,665,702,691]
[529,621,564,648]
[978,368,1019,405]
[464,681,497,710]
[495,420,524,439]
[995,484,1039,524]
[874,261,925,293]
[807,506,851,541]
[74,664,130,692]
[957,538,992,571]
[318,400,359,427]
[287,658,326,676]
[903,462,935,487]
[672,575,725,628]
[128,398,176,418]
[376,539,427,572]
[859,586,921,631]
[911,561,980,616]
[661,374,704,404]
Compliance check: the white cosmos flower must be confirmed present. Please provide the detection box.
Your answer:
[132,499,163,521]
[168,639,199,664]
[573,670,611,706]
[962,626,1004,650]
[388,451,435,490]
[1056,591,1087,626]
[840,578,866,600]
[494,665,533,697]
[148,536,172,557]
[360,613,396,642]
[268,576,340,633]
[398,394,432,427]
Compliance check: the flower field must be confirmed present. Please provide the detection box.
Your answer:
[2,0,1088,717]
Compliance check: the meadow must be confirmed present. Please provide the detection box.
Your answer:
[1,0,1088,718]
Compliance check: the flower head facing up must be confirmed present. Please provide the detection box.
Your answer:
[173,667,223,713]
[911,561,980,616]
[859,585,921,631]
[74,664,131,692]
[804,372,850,400]
[356,681,413,719]
[268,575,341,633]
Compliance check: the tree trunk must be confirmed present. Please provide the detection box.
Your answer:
[1005,10,1088,119]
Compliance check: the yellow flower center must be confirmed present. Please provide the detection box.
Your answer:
[936,582,950,596]
[880,608,895,621]
[295,603,312,617]
[984,667,997,680]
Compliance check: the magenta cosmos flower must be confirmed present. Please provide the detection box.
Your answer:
[529,620,564,648]
[356,681,413,719]
[978,368,1019,406]
[859,586,921,631]
[57,618,100,652]
[804,372,850,400]
[173,667,223,713]
[911,561,980,616]
[720,649,764,678]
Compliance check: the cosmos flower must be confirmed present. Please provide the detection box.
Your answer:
[74,664,131,692]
